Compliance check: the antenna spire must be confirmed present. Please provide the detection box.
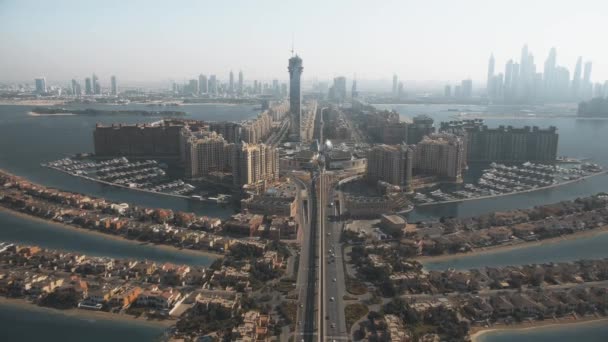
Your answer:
[291,33,295,56]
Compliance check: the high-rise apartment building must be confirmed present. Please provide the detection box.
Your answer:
[71,79,81,96]
[85,77,93,95]
[188,79,199,94]
[487,54,495,96]
[185,132,232,178]
[366,144,413,189]
[392,74,398,95]
[414,133,464,182]
[461,79,473,98]
[110,75,117,95]
[288,54,303,140]
[572,57,583,99]
[238,71,244,95]
[467,125,558,162]
[34,77,47,94]
[92,74,101,94]
[209,122,242,143]
[331,76,347,103]
[229,70,234,94]
[199,74,208,94]
[407,115,435,145]
[232,143,279,191]
[208,75,218,94]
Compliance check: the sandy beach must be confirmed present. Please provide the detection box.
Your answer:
[470,316,608,342]
[416,225,608,264]
[0,206,223,260]
[0,296,175,328]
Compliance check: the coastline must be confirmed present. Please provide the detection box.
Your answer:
[416,225,608,264]
[417,170,607,207]
[0,206,223,260]
[470,316,608,342]
[0,296,174,328]
[45,164,194,200]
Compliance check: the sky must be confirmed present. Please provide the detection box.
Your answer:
[1,0,607,86]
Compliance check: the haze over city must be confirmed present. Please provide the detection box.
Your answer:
[3,1,608,342]
[1,0,608,86]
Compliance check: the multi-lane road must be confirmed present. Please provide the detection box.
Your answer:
[319,171,348,340]
[292,173,317,342]
[292,105,356,342]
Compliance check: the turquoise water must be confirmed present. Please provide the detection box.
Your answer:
[0,104,256,218]
[374,104,608,221]
[2,103,608,340]
[423,231,608,271]
[0,210,215,267]
[0,303,166,342]
[476,320,608,342]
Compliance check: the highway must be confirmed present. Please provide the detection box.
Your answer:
[320,171,348,340]
[292,173,318,342]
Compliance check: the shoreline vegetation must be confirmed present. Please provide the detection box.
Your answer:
[0,296,174,328]
[470,316,608,342]
[416,225,608,264]
[29,107,186,116]
[0,206,222,260]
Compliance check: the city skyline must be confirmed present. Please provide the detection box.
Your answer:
[2,0,608,83]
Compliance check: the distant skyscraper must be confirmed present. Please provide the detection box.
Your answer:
[280,83,287,97]
[229,70,234,94]
[288,54,303,140]
[392,74,398,95]
[444,85,451,97]
[92,74,101,95]
[238,70,244,95]
[188,79,199,94]
[209,75,217,94]
[85,77,93,95]
[487,54,495,97]
[272,79,279,97]
[110,75,117,95]
[34,77,47,94]
[332,76,347,103]
[199,74,208,94]
[583,61,593,99]
[461,79,473,98]
[71,79,80,96]
[351,78,358,98]
[543,47,557,98]
[504,59,514,99]
[572,57,583,99]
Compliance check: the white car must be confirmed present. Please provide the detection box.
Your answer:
[330,297,335,302]
[333,278,337,282]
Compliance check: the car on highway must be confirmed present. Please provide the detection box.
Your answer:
[333,278,337,282]
[330,297,335,302]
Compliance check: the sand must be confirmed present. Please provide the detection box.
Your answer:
[0,206,223,260]
[470,316,608,342]
[0,296,175,328]
[416,225,608,264]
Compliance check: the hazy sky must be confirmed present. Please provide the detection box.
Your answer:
[1,0,606,85]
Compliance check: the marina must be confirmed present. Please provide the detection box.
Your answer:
[43,156,232,204]
[412,161,605,206]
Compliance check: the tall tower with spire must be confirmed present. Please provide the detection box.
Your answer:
[487,54,495,98]
[229,70,234,94]
[288,53,303,141]
[572,57,583,99]
[238,70,243,95]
